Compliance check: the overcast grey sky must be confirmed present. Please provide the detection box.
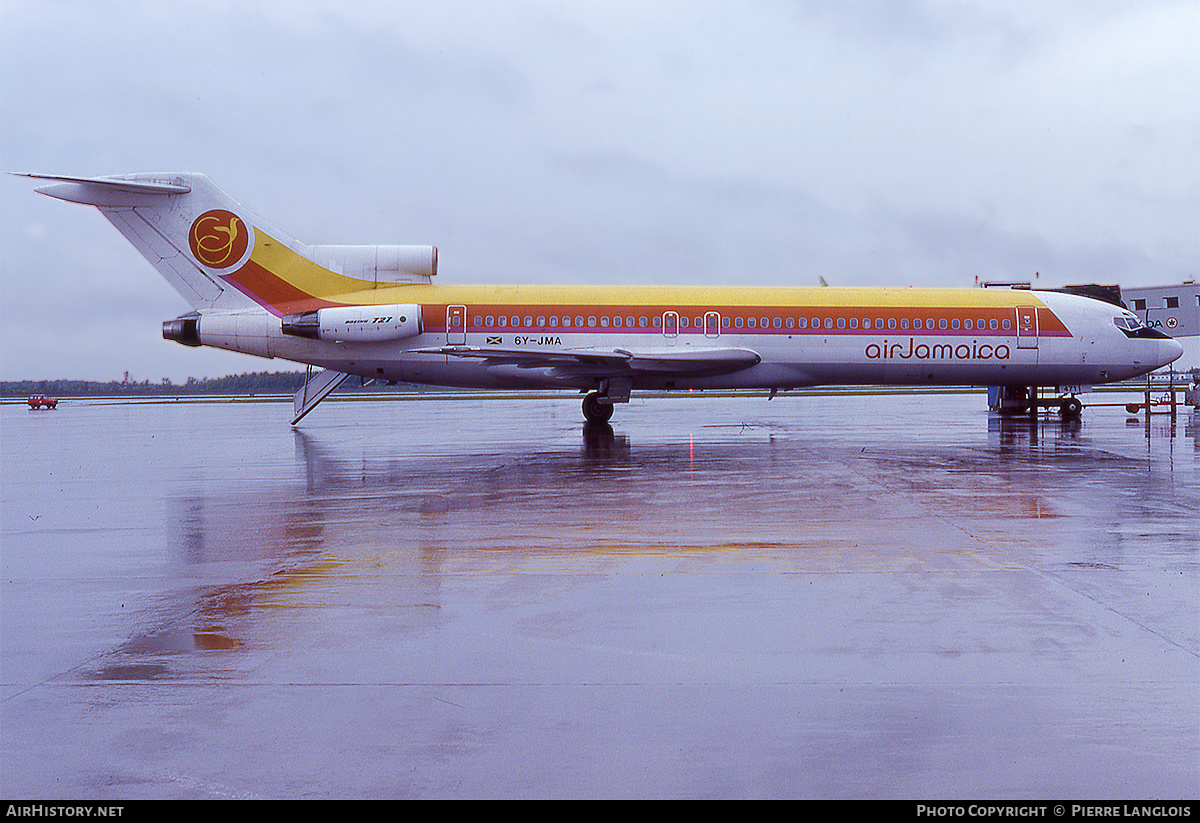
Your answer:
[1,0,1197,382]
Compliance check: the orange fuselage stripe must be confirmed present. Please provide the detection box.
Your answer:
[221,228,1073,336]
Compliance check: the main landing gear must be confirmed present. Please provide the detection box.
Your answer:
[581,377,633,423]
[582,391,615,424]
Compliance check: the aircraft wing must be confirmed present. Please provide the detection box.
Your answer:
[416,345,761,377]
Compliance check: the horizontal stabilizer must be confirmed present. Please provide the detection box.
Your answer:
[14,173,191,206]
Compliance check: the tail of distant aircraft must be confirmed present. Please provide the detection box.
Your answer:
[17,173,437,316]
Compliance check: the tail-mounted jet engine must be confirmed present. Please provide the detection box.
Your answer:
[280,304,423,343]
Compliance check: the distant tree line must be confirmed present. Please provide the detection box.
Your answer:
[1,371,430,397]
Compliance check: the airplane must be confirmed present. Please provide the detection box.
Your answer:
[19,172,1184,424]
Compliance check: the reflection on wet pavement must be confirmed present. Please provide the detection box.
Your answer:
[2,393,1197,798]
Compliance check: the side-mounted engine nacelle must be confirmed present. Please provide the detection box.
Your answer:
[280,304,423,343]
[164,310,275,358]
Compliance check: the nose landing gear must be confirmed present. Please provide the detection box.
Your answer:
[1060,396,1083,419]
[990,386,1084,419]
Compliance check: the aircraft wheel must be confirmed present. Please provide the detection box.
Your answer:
[1060,397,1083,418]
[582,392,614,424]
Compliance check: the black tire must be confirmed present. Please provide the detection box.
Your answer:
[582,392,614,424]
[1061,397,1083,418]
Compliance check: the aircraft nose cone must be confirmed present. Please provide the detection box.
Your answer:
[1159,336,1184,368]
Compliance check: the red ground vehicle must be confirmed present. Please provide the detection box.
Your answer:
[27,394,58,409]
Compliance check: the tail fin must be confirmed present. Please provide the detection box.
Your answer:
[19,173,437,316]
[21,173,272,310]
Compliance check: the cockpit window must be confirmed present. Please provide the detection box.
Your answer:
[1114,312,1171,340]
[1113,313,1144,331]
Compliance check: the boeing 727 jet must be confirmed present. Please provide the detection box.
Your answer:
[20,173,1183,424]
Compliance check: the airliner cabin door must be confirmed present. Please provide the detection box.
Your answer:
[704,312,721,339]
[662,311,679,345]
[447,305,467,345]
[1016,306,1038,350]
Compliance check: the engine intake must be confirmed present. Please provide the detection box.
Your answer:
[308,245,437,284]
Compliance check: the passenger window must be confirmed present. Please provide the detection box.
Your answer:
[735,316,744,328]
[888,318,896,330]
[939,318,947,330]
[900,318,909,330]
[989,319,998,330]
[951,319,960,330]
[836,318,845,329]
[774,317,782,328]
[786,317,795,329]
[1165,296,1179,309]
[797,318,806,329]
[913,319,922,330]
[748,317,756,328]
[600,316,609,327]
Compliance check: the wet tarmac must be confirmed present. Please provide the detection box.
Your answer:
[2,391,1197,799]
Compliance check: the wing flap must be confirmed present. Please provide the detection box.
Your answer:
[624,348,762,374]
[416,345,761,376]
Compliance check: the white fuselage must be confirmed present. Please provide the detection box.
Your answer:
[194,288,1183,392]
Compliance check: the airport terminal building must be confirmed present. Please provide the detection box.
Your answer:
[1120,281,1199,376]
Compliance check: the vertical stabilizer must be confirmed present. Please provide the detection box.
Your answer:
[19,173,299,311]
[21,172,437,317]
